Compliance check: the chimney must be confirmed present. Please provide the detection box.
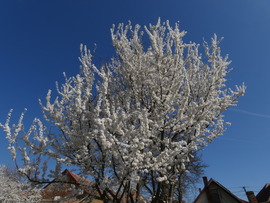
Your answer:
[246,191,258,203]
[203,176,208,186]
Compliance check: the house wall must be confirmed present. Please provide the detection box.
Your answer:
[41,172,84,201]
[209,183,240,203]
[41,182,73,200]
[194,191,208,203]
[218,188,241,203]
[194,182,241,203]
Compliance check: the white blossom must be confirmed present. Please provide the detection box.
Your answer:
[0,165,41,202]
[1,19,245,202]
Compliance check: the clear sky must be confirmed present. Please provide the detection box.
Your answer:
[0,0,270,201]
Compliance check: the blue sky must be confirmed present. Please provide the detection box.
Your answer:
[0,0,270,201]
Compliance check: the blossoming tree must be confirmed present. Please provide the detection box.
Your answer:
[1,19,245,202]
[0,165,41,202]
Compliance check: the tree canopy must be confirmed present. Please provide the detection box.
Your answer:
[1,19,245,202]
